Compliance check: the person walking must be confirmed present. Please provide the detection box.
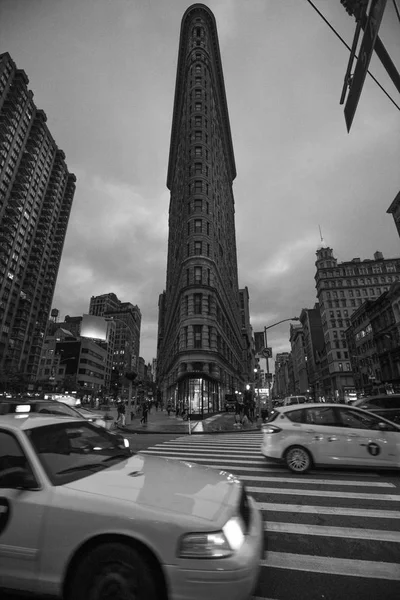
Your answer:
[141,401,149,425]
[167,402,172,417]
[116,401,126,427]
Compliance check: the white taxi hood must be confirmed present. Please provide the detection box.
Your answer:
[64,453,241,522]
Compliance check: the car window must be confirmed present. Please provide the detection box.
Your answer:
[337,408,389,430]
[0,431,35,488]
[304,407,339,426]
[379,397,400,409]
[363,399,385,409]
[26,422,132,485]
[285,409,304,423]
[36,402,80,418]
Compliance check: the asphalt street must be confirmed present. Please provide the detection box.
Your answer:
[3,431,400,600]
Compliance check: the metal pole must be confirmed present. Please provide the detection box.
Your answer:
[126,379,132,425]
[264,327,272,416]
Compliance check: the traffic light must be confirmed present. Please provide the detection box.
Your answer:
[340,0,368,20]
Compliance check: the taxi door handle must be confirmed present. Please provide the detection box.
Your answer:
[305,429,315,433]
[328,436,338,442]
[347,434,359,438]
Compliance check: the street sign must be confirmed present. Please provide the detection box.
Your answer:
[344,0,387,131]
[261,347,272,359]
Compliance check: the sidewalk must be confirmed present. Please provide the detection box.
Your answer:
[101,407,262,434]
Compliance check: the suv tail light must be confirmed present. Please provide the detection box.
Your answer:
[262,425,282,434]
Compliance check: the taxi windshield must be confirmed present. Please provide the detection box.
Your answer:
[26,422,132,486]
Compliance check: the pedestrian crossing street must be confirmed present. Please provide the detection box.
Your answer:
[140,432,400,600]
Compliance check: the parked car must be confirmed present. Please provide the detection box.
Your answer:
[353,394,400,425]
[0,414,263,600]
[0,399,107,428]
[261,402,400,473]
[283,395,308,406]
[44,393,81,407]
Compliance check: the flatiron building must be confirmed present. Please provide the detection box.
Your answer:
[156,4,246,414]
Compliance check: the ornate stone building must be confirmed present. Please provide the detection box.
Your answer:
[157,4,246,415]
[315,244,400,401]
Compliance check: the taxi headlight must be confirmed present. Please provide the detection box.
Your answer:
[179,517,245,559]
[222,516,245,551]
[179,531,232,558]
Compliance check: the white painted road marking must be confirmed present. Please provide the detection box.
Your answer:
[264,521,400,542]
[247,486,400,501]
[262,551,400,580]
[240,475,394,487]
[257,502,400,518]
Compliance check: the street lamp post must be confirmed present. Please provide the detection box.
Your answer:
[263,317,300,413]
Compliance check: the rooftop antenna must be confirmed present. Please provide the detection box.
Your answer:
[318,224,323,243]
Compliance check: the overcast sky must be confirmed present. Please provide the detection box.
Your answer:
[1,0,399,366]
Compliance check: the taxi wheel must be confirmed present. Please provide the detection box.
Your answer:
[285,446,312,474]
[67,542,159,600]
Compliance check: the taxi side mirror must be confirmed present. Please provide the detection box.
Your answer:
[0,467,38,490]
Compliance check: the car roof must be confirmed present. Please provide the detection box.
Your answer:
[0,413,84,431]
[0,398,60,404]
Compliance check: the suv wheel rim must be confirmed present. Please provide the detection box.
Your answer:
[287,448,309,472]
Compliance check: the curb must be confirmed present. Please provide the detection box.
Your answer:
[118,426,262,435]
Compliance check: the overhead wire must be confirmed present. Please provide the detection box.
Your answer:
[305,0,400,113]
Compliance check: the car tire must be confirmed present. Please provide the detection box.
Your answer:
[66,542,159,600]
[285,446,312,474]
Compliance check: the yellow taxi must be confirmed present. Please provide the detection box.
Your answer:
[261,402,400,473]
[0,414,262,600]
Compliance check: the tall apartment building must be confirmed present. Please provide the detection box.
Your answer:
[239,287,255,386]
[274,352,291,398]
[315,245,400,401]
[89,293,141,395]
[299,305,325,400]
[0,52,76,378]
[156,5,246,414]
[289,323,309,394]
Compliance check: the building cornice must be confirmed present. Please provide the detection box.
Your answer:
[167,3,236,190]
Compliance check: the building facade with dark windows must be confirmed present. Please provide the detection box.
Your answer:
[156,4,246,416]
[89,293,141,397]
[299,305,325,401]
[0,52,76,379]
[315,244,400,401]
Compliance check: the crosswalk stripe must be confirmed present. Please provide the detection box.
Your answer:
[247,486,400,501]
[261,551,400,580]
[264,521,400,542]
[157,444,262,450]
[141,453,266,465]
[240,475,394,487]
[205,464,381,478]
[257,502,400,518]
[144,448,262,456]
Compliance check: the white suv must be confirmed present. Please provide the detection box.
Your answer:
[283,395,308,406]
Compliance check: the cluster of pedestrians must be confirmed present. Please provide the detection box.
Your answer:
[166,402,189,420]
[234,399,256,425]
[115,399,162,427]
